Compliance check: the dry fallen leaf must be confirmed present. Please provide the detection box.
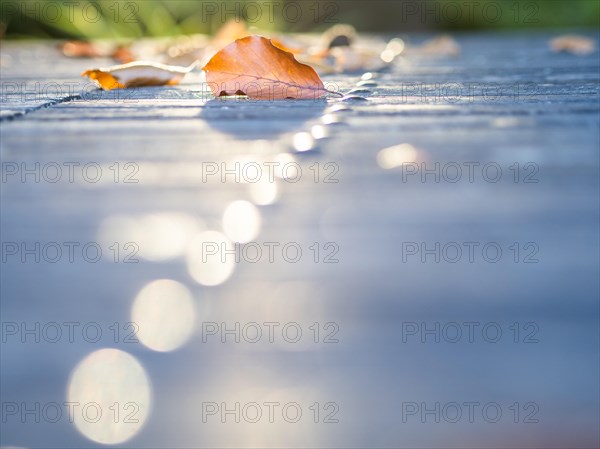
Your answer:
[61,41,102,58]
[550,35,596,55]
[62,40,134,63]
[203,35,329,100]
[111,45,135,64]
[82,61,195,90]
[329,46,388,73]
[301,44,390,74]
[408,35,461,57]
[322,24,357,49]
[299,24,395,74]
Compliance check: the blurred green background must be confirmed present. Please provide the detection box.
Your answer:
[1,0,599,39]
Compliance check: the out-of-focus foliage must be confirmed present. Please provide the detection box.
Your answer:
[436,0,600,30]
[1,0,598,39]
[1,1,270,39]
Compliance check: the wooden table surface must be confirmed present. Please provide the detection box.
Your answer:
[1,32,599,448]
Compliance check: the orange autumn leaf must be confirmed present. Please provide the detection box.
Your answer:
[550,35,596,55]
[61,40,102,58]
[62,40,134,63]
[82,61,195,90]
[202,35,329,100]
[411,35,461,57]
[111,45,135,64]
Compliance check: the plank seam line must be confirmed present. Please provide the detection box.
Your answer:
[0,94,82,123]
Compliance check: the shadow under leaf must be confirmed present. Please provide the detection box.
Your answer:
[200,97,328,140]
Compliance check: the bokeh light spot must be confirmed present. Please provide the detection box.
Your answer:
[131,279,196,352]
[376,143,418,169]
[67,348,151,445]
[186,230,236,286]
[222,200,262,243]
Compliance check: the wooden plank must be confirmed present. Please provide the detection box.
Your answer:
[1,32,599,448]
